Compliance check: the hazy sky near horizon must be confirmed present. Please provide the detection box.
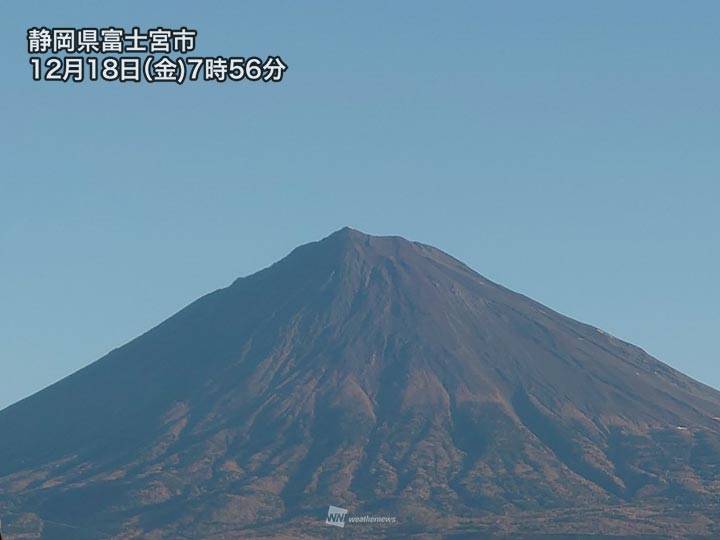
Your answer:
[1,2,719,410]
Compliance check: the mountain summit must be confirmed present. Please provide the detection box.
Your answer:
[2,228,719,538]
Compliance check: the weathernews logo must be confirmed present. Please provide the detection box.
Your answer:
[325,505,348,528]
[325,505,397,528]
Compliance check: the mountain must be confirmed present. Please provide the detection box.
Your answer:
[1,227,719,539]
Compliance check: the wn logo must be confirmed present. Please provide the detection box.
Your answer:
[325,505,348,528]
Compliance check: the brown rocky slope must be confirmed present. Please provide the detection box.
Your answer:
[1,228,719,538]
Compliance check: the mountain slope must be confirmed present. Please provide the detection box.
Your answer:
[1,227,719,538]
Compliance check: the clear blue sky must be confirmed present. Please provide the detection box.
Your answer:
[1,1,719,410]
